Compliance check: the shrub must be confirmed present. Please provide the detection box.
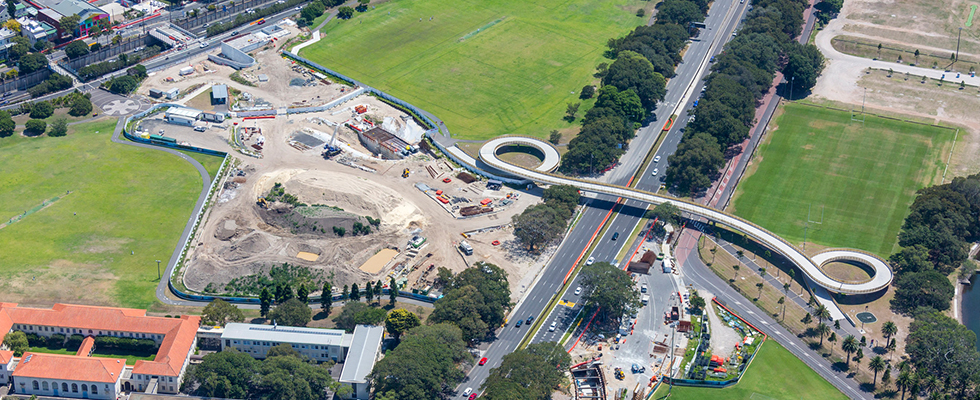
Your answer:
[64,40,90,59]
[29,101,54,119]
[47,333,66,348]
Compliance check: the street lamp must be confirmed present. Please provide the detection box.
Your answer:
[156,260,162,279]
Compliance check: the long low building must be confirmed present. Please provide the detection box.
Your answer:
[0,303,200,397]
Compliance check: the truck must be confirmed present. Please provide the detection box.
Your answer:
[459,241,474,256]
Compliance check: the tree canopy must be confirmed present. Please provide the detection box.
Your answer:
[905,309,980,395]
[603,50,666,111]
[429,262,511,342]
[18,53,48,74]
[481,342,572,400]
[370,324,470,400]
[64,40,89,59]
[579,262,642,324]
[512,203,568,252]
[333,302,387,332]
[891,270,954,313]
[269,298,312,327]
[185,349,348,399]
[385,309,421,341]
[202,299,245,326]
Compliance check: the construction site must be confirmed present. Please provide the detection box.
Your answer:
[134,40,556,302]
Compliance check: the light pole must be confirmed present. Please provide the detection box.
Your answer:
[789,76,794,100]
[156,260,162,280]
[956,27,963,62]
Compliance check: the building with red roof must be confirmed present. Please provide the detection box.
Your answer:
[0,303,200,397]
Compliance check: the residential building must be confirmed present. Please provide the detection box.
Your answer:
[220,323,352,362]
[0,350,14,384]
[0,28,15,60]
[338,325,384,400]
[17,17,56,44]
[29,0,109,39]
[0,303,200,396]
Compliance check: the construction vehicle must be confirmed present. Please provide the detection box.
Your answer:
[256,198,269,208]
[322,124,343,158]
[402,168,411,178]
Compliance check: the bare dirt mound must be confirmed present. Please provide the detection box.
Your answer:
[218,233,272,262]
[258,203,367,236]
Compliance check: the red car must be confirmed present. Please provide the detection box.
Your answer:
[478,357,488,366]
[443,177,452,183]
[469,394,478,400]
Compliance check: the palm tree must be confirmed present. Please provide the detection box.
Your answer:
[869,356,886,386]
[778,296,786,320]
[733,264,740,280]
[827,332,837,356]
[886,339,897,361]
[815,304,830,324]
[897,369,913,400]
[882,321,898,344]
[756,282,764,299]
[842,335,858,369]
[816,322,830,347]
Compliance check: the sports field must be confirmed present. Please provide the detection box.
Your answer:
[653,341,847,400]
[731,103,955,257]
[0,120,220,309]
[299,0,649,140]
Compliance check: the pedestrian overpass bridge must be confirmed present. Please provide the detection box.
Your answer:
[478,136,893,296]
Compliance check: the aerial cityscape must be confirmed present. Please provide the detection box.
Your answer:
[0,0,978,398]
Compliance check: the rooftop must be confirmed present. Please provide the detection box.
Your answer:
[222,323,349,347]
[339,325,384,384]
[32,0,104,20]
[166,107,202,119]
[212,85,228,99]
[13,353,125,383]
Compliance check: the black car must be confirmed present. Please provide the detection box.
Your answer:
[515,319,523,328]
[526,316,535,325]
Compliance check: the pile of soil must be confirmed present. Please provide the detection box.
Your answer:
[258,203,368,237]
[218,233,272,262]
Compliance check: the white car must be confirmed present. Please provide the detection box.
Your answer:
[653,155,660,163]
[199,41,208,48]
[651,168,659,176]
[574,287,582,296]
[549,321,557,332]
[586,256,595,265]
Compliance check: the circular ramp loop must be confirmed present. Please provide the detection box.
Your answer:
[478,137,894,295]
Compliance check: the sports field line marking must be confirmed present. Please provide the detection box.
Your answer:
[0,192,71,231]
[967,5,978,27]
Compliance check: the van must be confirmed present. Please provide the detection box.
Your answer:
[612,232,620,240]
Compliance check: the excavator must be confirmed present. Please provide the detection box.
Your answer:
[402,168,410,178]
[256,197,269,208]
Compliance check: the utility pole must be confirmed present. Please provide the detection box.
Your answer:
[789,76,794,100]
[957,27,963,62]
[156,260,162,279]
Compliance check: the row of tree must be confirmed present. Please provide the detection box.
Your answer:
[511,184,581,251]
[79,49,157,82]
[665,0,825,195]
[561,13,699,175]
[184,347,350,399]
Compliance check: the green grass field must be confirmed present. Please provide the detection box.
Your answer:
[0,119,219,309]
[300,0,650,140]
[653,341,847,400]
[731,103,955,257]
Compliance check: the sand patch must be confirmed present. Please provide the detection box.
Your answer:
[359,249,399,274]
[297,251,319,261]
[0,260,118,306]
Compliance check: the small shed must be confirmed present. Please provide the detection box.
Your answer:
[149,88,163,98]
[211,84,228,105]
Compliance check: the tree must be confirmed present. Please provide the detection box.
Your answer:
[580,84,595,99]
[813,322,830,347]
[334,302,387,332]
[59,14,81,38]
[385,309,420,341]
[64,40,89,59]
[300,1,324,21]
[688,291,706,315]
[814,304,830,324]
[349,283,360,302]
[512,203,567,251]
[549,130,562,145]
[267,343,303,359]
[18,53,48,74]
[877,43,882,59]
[755,282,764,298]
[370,324,469,400]
[842,335,858,369]
[656,0,703,26]
[187,349,346,399]
[914,49,920,65]
[29,101,53,119]
[202,299,244,326]
[337,6,354,19]
[732,264,739,280]
[882,321,898,343]
[48,116,68,137]
[881,365,892,389]
[778,296,786,320]
[108,75,138,94]
[603,50,666,110]
[542,184,581,214]
[480,342,571,400]
[647,201,681,226]
[827,332,837,355]
[24,119,46,136]
[855,348,864,364]
[905,309,980,392]
[297,283,309,303]
[0,110,15,138]
[185,350,255,399]
[69,95,93,117]
[269,298,312,327]
[565,102,580,121]
[320,281,332,311]
[375,280,383,300]
[783,282,791,294]
[834,320,840,330]
[388,277,398,305]
[782,43,824,94]
[869,356,886,386]
[342,285,349,301]
[430,262,512,342]
[891,270,954,312]
[364,280,374,302]
[3,19,20,33]
[897,369,913,400]
[579,262,641,324]
[6,0,15,22]
[260,287,272,317]
[3,331,29,356]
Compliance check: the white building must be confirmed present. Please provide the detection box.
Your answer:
[0,28,15,60]
[12,353,124,399]
[17,17,56,44]
[338,325,384,400]
[220,323,352,362]
[0,350,14,384]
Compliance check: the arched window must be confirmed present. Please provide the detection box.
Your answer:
[71,383,78,392]
[91,385,97,394]
[81,384,87,392]
[32,381,38,390]
[62,383,68,392]
[42,382,48,391]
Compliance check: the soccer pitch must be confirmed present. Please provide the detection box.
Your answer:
[299,0,649,141]
[732,103,955,257]
[0,120,221,309]
[652,341,847,400]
